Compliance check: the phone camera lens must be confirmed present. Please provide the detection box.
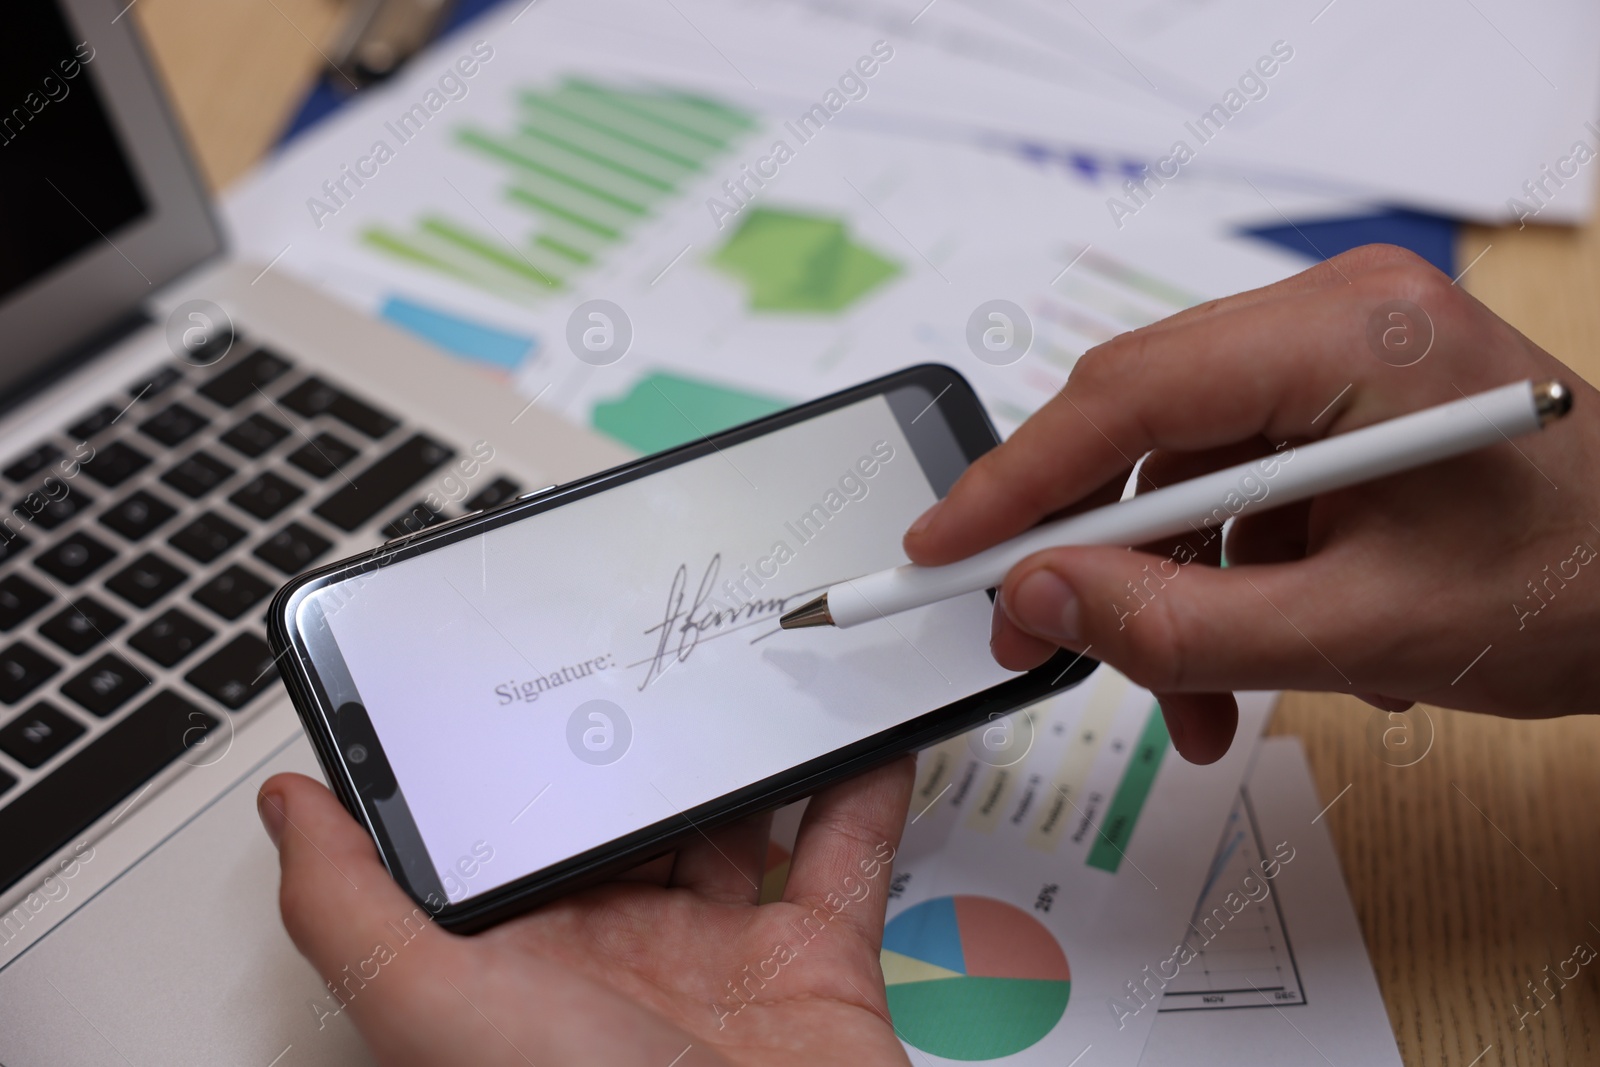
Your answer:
[347,743,368,765]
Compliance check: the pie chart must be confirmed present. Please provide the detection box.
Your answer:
[881,895,1071,1061]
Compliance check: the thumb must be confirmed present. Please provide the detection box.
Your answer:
[257,773,448,997]
[998,544,1354,695]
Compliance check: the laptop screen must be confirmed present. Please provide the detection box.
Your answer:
[0,2,149,305]
[0,0,221,410]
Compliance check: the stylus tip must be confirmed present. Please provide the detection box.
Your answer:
[1534,379,1574,425]
[779,594,834,630]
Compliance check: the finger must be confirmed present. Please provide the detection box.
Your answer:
[1139,442,1312,567]
[1225,500,1313,565]
[1154,692,1239,765]
[991,597,1058,672]
[668,809,774,905]
[1128,244,1430,339]
[1125,443,1277,565]
[906,466,1131,562]
[1137,439,1278,493]
[998,545,1360,693]
[974,474,1131,671]
[905,258,1482,566]
[783,757,914,946]
[258,773,448,994]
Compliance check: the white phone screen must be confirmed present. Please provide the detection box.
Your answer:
[301,393,1016,901]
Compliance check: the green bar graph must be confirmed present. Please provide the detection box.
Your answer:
[364,79,754,301]
[591,371,789,453]
[1086,703,1170,873]
[711,208,900,312]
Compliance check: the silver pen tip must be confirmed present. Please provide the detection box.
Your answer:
[779,594,833,630]
[1534,380,1574,426]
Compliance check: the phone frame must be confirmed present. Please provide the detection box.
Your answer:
[267,364,1099,932]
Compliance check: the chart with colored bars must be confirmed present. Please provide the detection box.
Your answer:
[977,249,1207,430]
[757,679,1276,1063]
[363,79,756,301]
[909,669,1169,873]
[1158,788,1306,1011]
[882,896,1072,1061]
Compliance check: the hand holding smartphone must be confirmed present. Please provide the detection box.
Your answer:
[268,365,1096,930]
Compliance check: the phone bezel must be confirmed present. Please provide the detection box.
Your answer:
[267,364,1099,931]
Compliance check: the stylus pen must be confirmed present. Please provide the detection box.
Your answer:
[779,379,1574,631]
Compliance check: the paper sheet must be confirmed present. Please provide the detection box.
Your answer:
[1140,737,1403,1066]
[765,0,1600,223]
[225,1,1314,455]
[761,674,1276,1065]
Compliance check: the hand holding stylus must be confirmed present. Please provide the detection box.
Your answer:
[905,246,1600,764]
[259,246,1600,1067]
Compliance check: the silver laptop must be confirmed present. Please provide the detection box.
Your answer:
[0,2,629,1062]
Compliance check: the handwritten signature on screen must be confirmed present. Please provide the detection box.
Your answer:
[635,554,821,691]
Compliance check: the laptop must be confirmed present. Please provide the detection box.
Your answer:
[0,1,630,1062]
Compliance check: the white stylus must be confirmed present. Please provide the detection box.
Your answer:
[779,379,1573,631]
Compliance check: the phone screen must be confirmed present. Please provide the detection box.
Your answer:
[294,388,1018,905]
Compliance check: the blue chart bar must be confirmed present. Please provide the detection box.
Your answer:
[379,295,536,371]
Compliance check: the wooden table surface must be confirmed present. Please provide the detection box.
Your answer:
[129,3,1600,1063]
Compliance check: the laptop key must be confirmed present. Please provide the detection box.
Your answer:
[105,553,187,609]
[3,444,63,484]
[67,404,121,441]
[220,412,291,458]
[0,642,60,704]
[192,565,274,622]
[35,532,117,585]
[27,485,95,531]
[255,522,332,575]
[62,652,152,718]
[196,347,293,408]
[139,403,210,447]
[161,450,236,498]
[168,512,245,564]
[464,477,522,512]
[0,702,84,769]
[0,690,219,894]
[314,434,454,532]
[129,609,215,668]
[39,596,126,656]
[285,432,359,480]
[279,377,398,438]
[0,575,51,631]
[80,440,152,488]
[185,633,278,710]
[0,534,32,568]
[228,472,303,520]
[128,365,184,401]
[0,768,12,797]
[100,489,178,541]
[184,329,235,369]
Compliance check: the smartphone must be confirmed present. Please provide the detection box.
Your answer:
[268,364,1097,931]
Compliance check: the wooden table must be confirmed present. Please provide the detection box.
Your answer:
[130,3,1600,1062]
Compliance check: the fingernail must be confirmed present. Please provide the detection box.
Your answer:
[990,591,1006,646]
[907,499,942,538]
[257,788,286,849]
[1011,569,1082,644]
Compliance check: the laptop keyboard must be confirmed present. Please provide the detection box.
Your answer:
[0,337,525,896]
